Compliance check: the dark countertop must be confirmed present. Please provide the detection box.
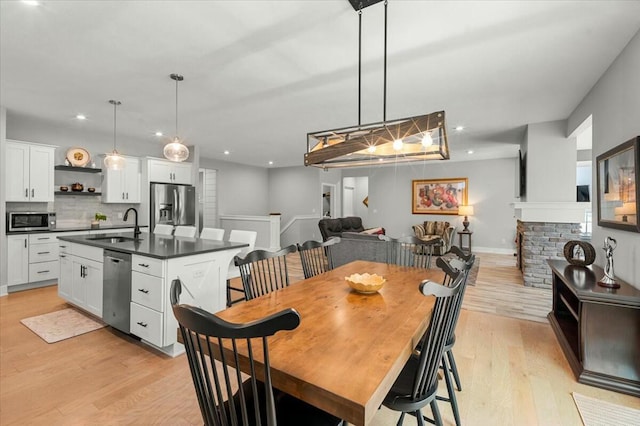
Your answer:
[58,232,248,260]
[7,224,144,235]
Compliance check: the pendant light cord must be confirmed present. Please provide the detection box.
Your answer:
[383,0,388,122]
[175,77,179,136]
[358,6,362,126]
[113,101,117,151]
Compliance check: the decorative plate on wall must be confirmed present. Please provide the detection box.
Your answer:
[66,147,91,167]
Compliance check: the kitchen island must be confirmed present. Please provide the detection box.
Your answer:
[57,232,247,356]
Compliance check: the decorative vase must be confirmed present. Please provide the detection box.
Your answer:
[91,220,100,229]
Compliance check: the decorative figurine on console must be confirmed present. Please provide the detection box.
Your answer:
[598,236,619,288]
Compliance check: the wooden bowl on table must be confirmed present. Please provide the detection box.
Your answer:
[345,273,386,294]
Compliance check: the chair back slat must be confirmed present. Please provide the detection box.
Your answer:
[171,279,300,426]
[412,275,464,402]
[235,245,297,301]
[389,236,442,269]
[297,238,340,279]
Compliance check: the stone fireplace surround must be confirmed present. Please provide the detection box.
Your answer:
[512,202,588,288]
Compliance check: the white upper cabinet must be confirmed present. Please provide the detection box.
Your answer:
[147,158,192,185]
[6,140,55,202]
[102,156,141,203]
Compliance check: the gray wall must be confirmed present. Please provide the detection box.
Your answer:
[525,120,577,202]
[341,158,518,252]
[1,107,7,292]
[568,29,640,287]
[267,166,320,226]
[199,157,269,217]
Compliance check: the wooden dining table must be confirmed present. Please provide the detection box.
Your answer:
[204,260,444,426]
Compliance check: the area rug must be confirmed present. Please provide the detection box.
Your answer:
[21,308,106,343]
[572,392,640,426]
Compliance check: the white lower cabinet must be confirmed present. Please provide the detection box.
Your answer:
[7,235,29,286]
[130,303,163,347]
[58,242,104,318]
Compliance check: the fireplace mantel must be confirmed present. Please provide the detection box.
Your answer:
[511,202,589,223]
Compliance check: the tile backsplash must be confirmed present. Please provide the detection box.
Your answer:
[7,197,140,228]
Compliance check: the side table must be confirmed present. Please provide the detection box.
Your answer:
[458,230,472,253]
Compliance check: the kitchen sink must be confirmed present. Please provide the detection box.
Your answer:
[87,236,142,243]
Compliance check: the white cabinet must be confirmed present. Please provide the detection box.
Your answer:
[147,158,192,185]
[58,242,103,317]
[102,157,141,203]
[28,234,59,282]
[130,254,165,348]
[6,140,55,202]
[7,235,29,286]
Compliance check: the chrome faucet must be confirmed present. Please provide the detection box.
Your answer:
[123,207,141,238]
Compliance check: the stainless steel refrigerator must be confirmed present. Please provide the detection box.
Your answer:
[150,183,196,231]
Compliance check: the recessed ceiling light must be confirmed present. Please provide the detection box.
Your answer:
[268,161,274,165]
[76,114,86,120]
[223,150,230,155]
[155,131,163,137]
[467,150,474,154]
[455,126,465,131]
[22,0,40,6]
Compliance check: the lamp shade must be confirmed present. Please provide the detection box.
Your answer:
[458,205,474,217]
[164,137,190,162]
[104,150,126,170]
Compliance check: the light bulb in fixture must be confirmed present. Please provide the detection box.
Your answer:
[367,145,376,153]
[224,150,230,155]
[393,138,403,151]
[155,131,163,137]
[455,125,465,131]
[164,136,190,162]
[76,114,86,120]
[421,132,433,147]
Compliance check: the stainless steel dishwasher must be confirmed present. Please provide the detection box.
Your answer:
[103,250,132,333]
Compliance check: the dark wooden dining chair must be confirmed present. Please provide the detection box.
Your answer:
[170,279,343,426]
[382,273,465,426]
[296,238,340,279]
[434,252,476,426]
[388,236,443,269]
[234,244,298,301]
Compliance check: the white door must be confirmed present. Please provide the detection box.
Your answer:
[5,142,30,202]
[148,160,173,183]
[103,167,125,202]
[172,163,192,185]
[124,157,141,202]
[84,259,103,317]
[7,235,29,286]
[71,258,85,307]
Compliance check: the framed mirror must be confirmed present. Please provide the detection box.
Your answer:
[596,136,639,232]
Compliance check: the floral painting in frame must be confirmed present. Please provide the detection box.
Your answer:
[412,178,468,215]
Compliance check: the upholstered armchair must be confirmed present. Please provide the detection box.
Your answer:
[412,221,455,255]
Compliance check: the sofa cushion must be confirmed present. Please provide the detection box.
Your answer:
[341,217,364,233]
[423,221,449,236]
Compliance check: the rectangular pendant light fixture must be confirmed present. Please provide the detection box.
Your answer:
[305,111,450,169]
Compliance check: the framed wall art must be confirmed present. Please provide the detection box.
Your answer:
[412,178,468,215]
[596,136,639,232]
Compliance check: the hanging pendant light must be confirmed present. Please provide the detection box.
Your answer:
[104,100,126,170]
[163,73,190,162]
[305,0,450,168]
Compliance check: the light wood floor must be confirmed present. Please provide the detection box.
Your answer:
[1,256,638,425]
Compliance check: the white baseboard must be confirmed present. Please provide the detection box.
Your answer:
[0,285,7,297]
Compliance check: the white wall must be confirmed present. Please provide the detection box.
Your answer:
[525,120,577,202]
[267,166,322,226]
[568,29,640,287]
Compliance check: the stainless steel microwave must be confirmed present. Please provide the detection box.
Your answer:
[7,212,56,232]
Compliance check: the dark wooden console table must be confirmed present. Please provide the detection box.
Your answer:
[547,260,640,397]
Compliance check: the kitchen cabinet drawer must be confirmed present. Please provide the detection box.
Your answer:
[29,234,57,244]
[130,303,163,347]
[29,242,59,263]
[28,260,58,282]
[131,271,164,311]
[72,244,103,263]
[132,255,164,277]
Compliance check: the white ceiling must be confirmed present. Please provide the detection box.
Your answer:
[1,1,639,168]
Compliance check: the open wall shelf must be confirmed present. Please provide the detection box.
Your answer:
[55,165,102,173]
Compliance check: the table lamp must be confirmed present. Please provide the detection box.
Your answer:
[458,205,474,231]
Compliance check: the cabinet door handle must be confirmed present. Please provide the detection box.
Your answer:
[60,254,66,258]
[32,189,35,198]
[24,240,27,248]
[37,251,50,255]
[37,237,50,240]
[137,288,149,294]
[25,188,29,197]
[126,192,129,200]
[122,192,125,200]
[136,321,148,328]
[138,263,149,268]
[37,270,50,274]
[60,245,67,248]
